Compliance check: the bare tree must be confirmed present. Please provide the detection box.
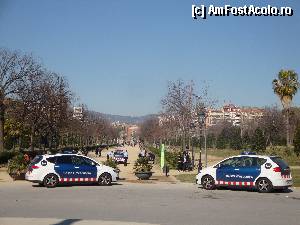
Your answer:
[140,117,164,145]
[41,73,72,149]
[0,49,41,151]
[161,80,213,151]
[259,106,285,146]
[15,70,72,150]
[161,80,195,150]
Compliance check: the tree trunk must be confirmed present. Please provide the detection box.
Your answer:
[30,125,35,151]
[286,108,290,147]
[182,133,186,152]
[0,102,5,152]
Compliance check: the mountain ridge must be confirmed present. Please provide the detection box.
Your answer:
[88,110,157,124]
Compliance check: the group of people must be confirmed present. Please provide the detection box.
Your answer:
[106,150,114,160]
[138,148,155,163]
[138,148,146,158]
[177,150,193,171]
[95,147,102,157]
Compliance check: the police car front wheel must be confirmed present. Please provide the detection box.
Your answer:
[256,178,273,193]
[201,175,215,190]
[43,174,59,188]
[98,173,112,186]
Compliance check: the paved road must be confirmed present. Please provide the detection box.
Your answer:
[0,182,300,225]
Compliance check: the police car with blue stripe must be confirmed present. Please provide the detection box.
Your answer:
[196,152,293,193]
[25,154,119,188]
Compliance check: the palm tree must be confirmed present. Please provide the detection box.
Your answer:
[272,70,299,146]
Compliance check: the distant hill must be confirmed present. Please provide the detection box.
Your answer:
[87,111,156,124]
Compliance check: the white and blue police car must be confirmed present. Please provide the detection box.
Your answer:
[196,153,293,193]
[25,154,119,188]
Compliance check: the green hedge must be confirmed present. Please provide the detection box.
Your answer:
[0,151,18,164]
[0,144,117,165]
[265,146,300,166]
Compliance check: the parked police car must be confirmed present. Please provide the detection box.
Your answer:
[196,153,293,193]
[25,154,119,188]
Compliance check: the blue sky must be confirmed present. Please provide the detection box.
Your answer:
[0,0,299,116]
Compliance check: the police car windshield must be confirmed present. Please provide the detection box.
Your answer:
[31,155,43,164]
[114,151,124,156]
[271,157,289,169]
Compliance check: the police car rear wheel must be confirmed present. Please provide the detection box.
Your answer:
[43,174,59,188]
[202,175,215,190]
[257,178,273,193]
[98,173,112,186]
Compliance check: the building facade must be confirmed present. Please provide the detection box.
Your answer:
[206,104,264,127]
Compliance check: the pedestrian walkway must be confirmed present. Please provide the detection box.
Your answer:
[90,145,177,183]
[0,167,13,183]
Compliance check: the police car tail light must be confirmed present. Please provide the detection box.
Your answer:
[31,165,39,169]
[273,167,281,173]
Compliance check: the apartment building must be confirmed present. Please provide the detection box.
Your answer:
[206,104,264,127]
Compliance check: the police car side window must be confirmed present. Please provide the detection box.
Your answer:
[72,156,95,166]
[232,158,244,167]
[243,157,253,167]
[57,156,72,164]
[219,157,239,167]
[257,158,267,166]
[82,157,96,166]
[72,156,84,165]
[240,157,265,167]
[47,157,57,164]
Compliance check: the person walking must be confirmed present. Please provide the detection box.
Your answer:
[123,150,128,166]
[109,150,114,159]
[106,151,110,160]
[183,151,187,171]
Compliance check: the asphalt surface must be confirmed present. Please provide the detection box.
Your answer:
[0,181,300,225]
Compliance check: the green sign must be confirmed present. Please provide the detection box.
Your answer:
[160,144,165,169]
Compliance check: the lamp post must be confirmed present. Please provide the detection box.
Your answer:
[198,110,207,168]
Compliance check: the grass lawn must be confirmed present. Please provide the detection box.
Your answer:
[206,148,238,158]
[175,174,197,183]
[291,168,300,187]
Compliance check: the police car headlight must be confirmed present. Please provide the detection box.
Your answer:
[113,169,119,174]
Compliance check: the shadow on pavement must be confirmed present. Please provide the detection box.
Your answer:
[51,219,81,225]
[32,182,123,188]
[197,185,294,193]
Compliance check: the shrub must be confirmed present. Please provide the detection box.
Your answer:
[265,146,300,166]
[294,125,300,156]
[216,135,226,149]
[7,153,29,175]
[165,150,181,169]
[133,157,153,173]
[252,128,266,152]
[0,151,17,164]
[147,146,179,169]
[103,158,119,170]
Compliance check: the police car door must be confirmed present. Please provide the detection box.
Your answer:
[238,157,261,184]
[55,155,76,180]
[71,156,97,181]
[216,157,241,184]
